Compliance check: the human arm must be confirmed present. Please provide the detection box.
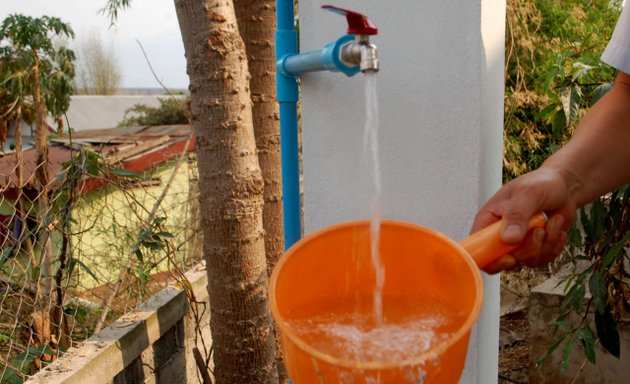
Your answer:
[472,71,630,273]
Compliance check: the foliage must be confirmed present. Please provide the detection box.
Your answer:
[506,0,630,373]
[1,344,65,383]
[99,0,133,26]
[536,188,630,372]
[0,14,76,136]
[117,96,191,127]
[504,0,621,181]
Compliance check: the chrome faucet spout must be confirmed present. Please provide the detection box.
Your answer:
[360,43,379,73]
[340,39,379,73]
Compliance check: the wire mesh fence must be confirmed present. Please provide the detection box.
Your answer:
[0,129,201,383]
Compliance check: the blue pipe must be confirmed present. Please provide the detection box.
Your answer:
[278,34,359,77]
[276,0,301,250]
[276,2,361,251]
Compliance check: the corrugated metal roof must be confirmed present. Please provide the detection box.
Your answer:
[0,125,193,191]
[39,95,187,132]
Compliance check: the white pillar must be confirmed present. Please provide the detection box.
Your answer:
[298,1,505,382]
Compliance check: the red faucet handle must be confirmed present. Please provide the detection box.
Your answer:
[322,5,378,36]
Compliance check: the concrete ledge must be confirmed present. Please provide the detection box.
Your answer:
[27,262,211,384]
[529,274,630,384]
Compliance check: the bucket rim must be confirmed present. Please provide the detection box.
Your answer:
[268,219,484,371]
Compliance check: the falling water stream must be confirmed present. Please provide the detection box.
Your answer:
[364,72,384,326]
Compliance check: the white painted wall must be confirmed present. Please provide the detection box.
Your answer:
[298,1,505,383]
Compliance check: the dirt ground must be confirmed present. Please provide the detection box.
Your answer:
[499,310,530,383]
[498,267,557,384]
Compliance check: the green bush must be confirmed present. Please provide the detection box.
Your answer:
[117,96,190,127]
[504,0,621,181]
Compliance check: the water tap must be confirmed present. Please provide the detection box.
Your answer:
[277,5,379,77]
[322,5,379,73]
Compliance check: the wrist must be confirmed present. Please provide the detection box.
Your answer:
[539,161,587,208]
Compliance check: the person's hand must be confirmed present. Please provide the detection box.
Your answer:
[471,166,581,273]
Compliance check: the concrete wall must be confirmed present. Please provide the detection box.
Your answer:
[298,1,505,383]
[27,263,212,384]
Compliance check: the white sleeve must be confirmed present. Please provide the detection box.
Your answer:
[602,5,630,73]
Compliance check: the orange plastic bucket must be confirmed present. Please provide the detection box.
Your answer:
[269,215,544,383]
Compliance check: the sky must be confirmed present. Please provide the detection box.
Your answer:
[0,0,188,90]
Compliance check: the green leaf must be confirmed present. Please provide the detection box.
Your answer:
[588,272,606,315]
[537,104,558,122]
[609,189,623,223]
[576,327,596,364]
[595,308,620,358]
[55,169,67,182]
[602,232,630,270]
[580,199,607,243]
[99,0,133,26]
[579,207,592,242]
[109,168,139,178]
[85,158,101,176]
[552,109,567,138]
[589,199,606,241]
[572,62,594,80]
[567,225,582,248]
[1,247,14,266]
[564,281,586,312]
[144,240,165,250]
[0,333,11,343]
[31,344,55,358]
[560,84,582,125]
[536,337,564,370]
[69,258,99,283]
[561,338,575,374]
[544,66,560,92]
[553,317,571,334]
[134,248,144,263]
[591,82,612,104]
[1,366,25,384]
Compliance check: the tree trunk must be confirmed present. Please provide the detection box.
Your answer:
[12,107,37,285]
[32,57,53,305]
[233,0,283,279]
[14,107,24,195]
[32,54,57,353]
[233,1,285,380]
[32,58,50,203]
[174,1,279,383]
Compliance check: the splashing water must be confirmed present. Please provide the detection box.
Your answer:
[285,295,462,365]
[364,72,384,325]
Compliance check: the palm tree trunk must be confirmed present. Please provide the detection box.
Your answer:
[32,54,55,345]
[174,0,279,382]
[32,57,50,203]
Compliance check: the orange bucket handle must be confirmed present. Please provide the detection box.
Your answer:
[459,213,547,269]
